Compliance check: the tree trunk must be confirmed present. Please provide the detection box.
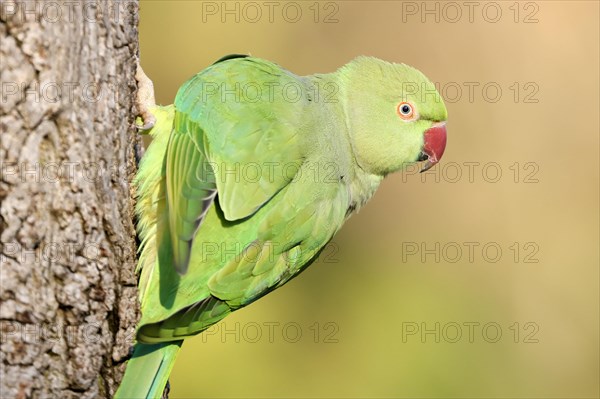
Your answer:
[1,1,141,397]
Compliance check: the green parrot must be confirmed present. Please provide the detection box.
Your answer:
[116,54,447,398]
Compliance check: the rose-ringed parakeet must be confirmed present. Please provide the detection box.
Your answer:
[116,54,447,398]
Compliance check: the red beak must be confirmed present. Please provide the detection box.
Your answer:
[420,122,447,172]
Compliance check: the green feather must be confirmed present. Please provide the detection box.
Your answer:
[120,55,447,397]
[114,342,181,399]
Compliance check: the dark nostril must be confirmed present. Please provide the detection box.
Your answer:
[417,152,429,162]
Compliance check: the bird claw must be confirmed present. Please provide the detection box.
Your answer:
[136,112,156,131]
[162,380,171,399]
[135,61,157,132]
[127,345,135,358]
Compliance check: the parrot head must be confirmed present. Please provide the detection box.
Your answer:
[336,56,447,176]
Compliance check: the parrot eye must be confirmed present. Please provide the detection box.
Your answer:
[397,102,417,121]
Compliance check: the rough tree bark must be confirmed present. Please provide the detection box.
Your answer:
[1,1,141,397]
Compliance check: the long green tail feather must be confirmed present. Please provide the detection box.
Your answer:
[115,341,182,399]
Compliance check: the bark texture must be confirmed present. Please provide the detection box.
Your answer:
[0,1,141,397]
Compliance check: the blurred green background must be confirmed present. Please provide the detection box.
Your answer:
[139,1,599,397]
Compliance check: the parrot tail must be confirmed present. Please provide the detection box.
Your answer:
[114,341,183,399]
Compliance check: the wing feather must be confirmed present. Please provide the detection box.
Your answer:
[137,57,350,341]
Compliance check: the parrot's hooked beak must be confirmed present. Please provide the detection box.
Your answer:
[418,122,447,172]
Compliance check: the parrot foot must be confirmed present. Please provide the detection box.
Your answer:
[122,345,135,361]
[135,61,157,131]
[161,380,171,399]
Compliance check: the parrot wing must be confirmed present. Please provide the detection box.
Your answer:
[165,57,305,273]
[206,177,349,308]
[138,58,351,340]
[139,173,349,342]
[164,121,216,274]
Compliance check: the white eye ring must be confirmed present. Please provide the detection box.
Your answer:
[397,102,417,120]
